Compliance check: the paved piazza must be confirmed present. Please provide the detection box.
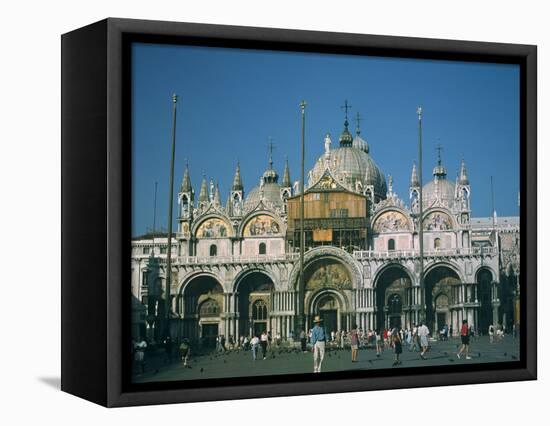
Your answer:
[132,336,520,383]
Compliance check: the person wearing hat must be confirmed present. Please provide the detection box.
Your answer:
[311,315,329,373]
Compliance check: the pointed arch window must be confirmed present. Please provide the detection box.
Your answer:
[252,300,268,320]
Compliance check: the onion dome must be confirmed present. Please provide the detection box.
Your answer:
[338,119,354,147]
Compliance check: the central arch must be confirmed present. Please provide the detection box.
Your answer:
[424,265,461,333]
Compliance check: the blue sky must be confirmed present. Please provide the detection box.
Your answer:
[132,43,519,236]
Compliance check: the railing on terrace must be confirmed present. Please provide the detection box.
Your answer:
[139,247,497,265]
[353,247,498,259]
[175,253,300,265]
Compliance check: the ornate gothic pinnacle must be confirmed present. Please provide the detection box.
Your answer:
[180,162,192,193]
[213,181,221,205]
[459,158,469,185]
[198,175,208,203]
[410,161,420,188]
[282,157,291,187]
[232,162,244,191]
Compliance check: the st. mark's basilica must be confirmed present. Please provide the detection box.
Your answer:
[131,108,520,347]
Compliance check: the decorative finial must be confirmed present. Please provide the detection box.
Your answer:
[172,93,178,104]
[355,111,362,135]
[341,100,352,127]
[436,144,443,166]
[267,137,275,170]
[299,100,307,113]
[417,106,422,119]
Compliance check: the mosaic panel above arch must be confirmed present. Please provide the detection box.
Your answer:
[305,260,352,291]
[196,218,233,238]
[243,214,281,237]
[423,211,453,231]
[373,210,411,233]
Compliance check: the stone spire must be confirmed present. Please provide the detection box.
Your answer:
[232,162,244,191]
[459,158,469,185]
[282,157,291,187]
[410,161,420,187]
[198,175,208,203]
[213,181,221,205]
[180,161,192,192]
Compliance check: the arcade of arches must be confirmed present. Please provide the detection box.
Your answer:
[171,260,503,346]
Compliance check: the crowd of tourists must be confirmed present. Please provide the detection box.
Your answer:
[131,317,517,375]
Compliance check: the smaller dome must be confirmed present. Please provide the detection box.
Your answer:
[339,122,354,147]
[422,178,456,206]
[244,182,283,211]
[262,168,278,184]
[352,135,369,153]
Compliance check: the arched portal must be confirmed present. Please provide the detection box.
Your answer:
[374,265,412,331]
[309,291,344,335]
[236,271,274,338]
[424,265,460,333]
[477,268,493,334]
[434,293,450,334]
[387,294,403,328]
[181,276,224,348]
[303,257,352,332]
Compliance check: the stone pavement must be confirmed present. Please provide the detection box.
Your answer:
[132,335,520,383]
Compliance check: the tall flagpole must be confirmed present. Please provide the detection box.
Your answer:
[417,106,425,326]
[153,181,158,233]
[165,93,178,336]
[299,100,307,332]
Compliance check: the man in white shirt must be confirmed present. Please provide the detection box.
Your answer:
[418,322,430,360]
[250,335,260,360]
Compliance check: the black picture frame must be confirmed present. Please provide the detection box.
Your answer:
[61,17,537,407]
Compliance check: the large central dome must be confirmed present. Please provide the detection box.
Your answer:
[308,123,387,199]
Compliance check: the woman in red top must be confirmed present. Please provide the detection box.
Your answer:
[457,320,472,359]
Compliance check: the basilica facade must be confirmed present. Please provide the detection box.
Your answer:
[131,113,520,346]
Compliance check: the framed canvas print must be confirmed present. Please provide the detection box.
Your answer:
[61,18,537,407]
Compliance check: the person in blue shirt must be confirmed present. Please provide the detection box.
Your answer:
[311,315,328,373]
